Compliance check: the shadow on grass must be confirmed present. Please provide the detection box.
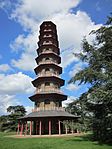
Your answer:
[66,134,93,142]
[66,134,112,146]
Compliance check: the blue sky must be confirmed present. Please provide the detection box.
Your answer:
[0,0,111,115]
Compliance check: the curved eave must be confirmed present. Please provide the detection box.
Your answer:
[34,63,62,75]
[39,35,58,41]
[18,111,79,121]
[29,92,67,102]
[37,45,60,55]
[38,37,58,46]
[40,21,56,29]
[32,76,65,87]
[35,53,61,64]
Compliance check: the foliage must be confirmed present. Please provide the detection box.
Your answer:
[0,105,26,132]
[66,96,92,133]
[69,15,112,143]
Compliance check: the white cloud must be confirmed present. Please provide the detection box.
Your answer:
[61,48,78,69]
[10,32,38,53]
[0,0,103,115]
[11,52,36,71]
[66,83,79,91]
[0,72,34,95]
[0,94,34,115]
[0,0,101,71]
[10,33,37,71]
[25,106,33,114]
[0,94,20,115]
[10,0,80,30]
[0,64,12,72]
[69,62,84,77]
[0,0,11,9]
[50,11,101,68]
[62,96,76,107]
[10,10,101,71]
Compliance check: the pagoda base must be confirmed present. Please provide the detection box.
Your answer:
[17,111,79,136]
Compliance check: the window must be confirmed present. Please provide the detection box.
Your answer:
[46,48,49,51]
[45,99,50,104]
[55,102,59,107]
[54,83,59,89]
[46,48,52,51]
[45,82,50,86]
[45,57,50,61]
[37,84,41,88]
[45,68,50,72]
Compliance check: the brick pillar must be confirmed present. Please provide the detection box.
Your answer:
[49,120,51,135]
[58,120,61,135]
[39,120,42,135]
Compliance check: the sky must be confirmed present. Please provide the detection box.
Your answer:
[0,0,111,115]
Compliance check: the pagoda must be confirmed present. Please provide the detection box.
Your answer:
[18,21,78,135]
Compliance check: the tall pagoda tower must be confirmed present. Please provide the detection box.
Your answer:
[30,21,67,112]
[18,21,78,136]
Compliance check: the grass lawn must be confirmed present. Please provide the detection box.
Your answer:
[0,132,111,149]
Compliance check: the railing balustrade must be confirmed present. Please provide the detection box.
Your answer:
[35,88,63,94]
[39,60,58,65]
[32,107,65,112]
[38,73,59,77]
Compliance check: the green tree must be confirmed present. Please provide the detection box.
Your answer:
[66,95,92,132]
[69,15,112,143]
[7,105,26,116]
[0,105,26,132]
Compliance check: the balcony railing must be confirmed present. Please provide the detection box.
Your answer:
[39,51,58,55]
[43,29,52,32]
[35,88,63,94]
[39,60,58,65]
[43,34,52,38]
[38,73,60,78]
[32,107,65,112]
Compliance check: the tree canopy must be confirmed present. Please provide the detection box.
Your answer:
[0,105,26,132]
[68,15,112,143]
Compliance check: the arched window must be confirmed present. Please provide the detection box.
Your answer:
[45,68,50,72]
[45,99,50,104]
[45,82,50,86]
[37,84,41,89]
[46,48,49,51]
[45,57,50,61]
[54,83,59,89]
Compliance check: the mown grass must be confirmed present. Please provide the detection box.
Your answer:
[0,132,111,149]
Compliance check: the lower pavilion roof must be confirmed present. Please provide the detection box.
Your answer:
[18,110,79,120]
[29,92,67,102]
